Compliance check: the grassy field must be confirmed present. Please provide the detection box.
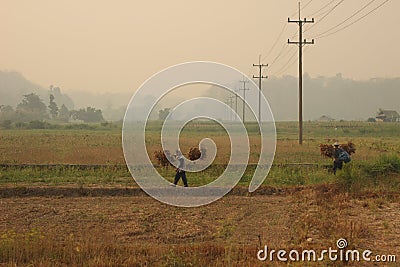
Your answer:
[1,121,399,188]
[0,121,399,266]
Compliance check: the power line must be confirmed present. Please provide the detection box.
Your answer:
[274,46,311,77]
[290,0,314,17]
[260,1,311,73]
[260,0,340,79]
[302,0,315,10]
[288,2,315,145]
[313,0,389,39]
[269,29,297,66]
[225,96,235,121]
[239,79,250,123]
[253,57,268,121]
[234,86,239,121]
[307,0,338,17]
[262,24,288,62]
[260,3,304,70]
[304,0,345,33]
[268,4,312,74]
[263,13,299,65]
[272,49,298,76]
[269,45,295,71]
[270,43,290,65]
[269,47,297,75]
[257,2,311,78]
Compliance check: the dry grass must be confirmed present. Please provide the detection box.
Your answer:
[0,129,398,166]
[0,122,399,266]
[0,187,399,266]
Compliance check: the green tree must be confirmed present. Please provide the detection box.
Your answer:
[16,93,48,121]
[1,120,12,129]
[0,105,14,113]
[48,94,59,119]
[59,104,70,122]
[0,105,17,123]
[158,108,170,121]
[71,107,105,123]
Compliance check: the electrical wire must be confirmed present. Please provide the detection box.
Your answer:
[257,0,349,78]
[262,24,288,62]
[270,43,290,66]
[313,0,389,39]
[264,0,389,77]
[273,0,389,77]
[304,0,346,33]
[302,0,315,11]
[267,26,298,64]
[274,46,311,77]
[271,49,298,76]
[270,46,296,71]
[262,0,314,66]
[307,0,338,17]
[290,0,314,17]
[266,1,313,75]
[317,0,390,39]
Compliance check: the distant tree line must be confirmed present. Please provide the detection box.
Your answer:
[0,92,105,128]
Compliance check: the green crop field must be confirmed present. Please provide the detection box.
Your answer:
[1,121,400,189]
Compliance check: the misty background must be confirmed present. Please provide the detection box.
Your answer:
[1,70,398,122]
[1,1,399,123]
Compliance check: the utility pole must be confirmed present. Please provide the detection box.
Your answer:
[225,96,234,121]
[234,87,239,121]
[253,56,268,122]
[224,98,230,121]
[239,80,249,123]
[288,2,314,145]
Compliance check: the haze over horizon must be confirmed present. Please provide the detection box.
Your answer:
[1,69,399,122]
[1,0,399,94]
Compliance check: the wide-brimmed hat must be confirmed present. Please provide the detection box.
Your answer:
[333,142,340,147]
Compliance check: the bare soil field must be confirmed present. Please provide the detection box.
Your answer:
[1,184,399,266]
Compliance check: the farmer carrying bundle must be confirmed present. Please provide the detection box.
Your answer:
[320,142,355,175]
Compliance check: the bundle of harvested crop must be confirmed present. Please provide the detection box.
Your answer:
[319,144,335,158]
[341,142,356,155]
[319,142,356,158]
[154,150,172,167]
[188,147,202,161]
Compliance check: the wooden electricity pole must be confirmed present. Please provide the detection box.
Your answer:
[253,56,268,122]
[239,80,249,123]
[234,87,239,121]
[226,96,234,121]
[288,2,314,145]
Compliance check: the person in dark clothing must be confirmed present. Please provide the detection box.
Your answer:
[173,150,188,187]
[333,142,346,175]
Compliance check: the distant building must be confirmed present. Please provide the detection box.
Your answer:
[376,109,400,122]
[317,115,335,122]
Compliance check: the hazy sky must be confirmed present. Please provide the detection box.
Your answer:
[1,0,399,93]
